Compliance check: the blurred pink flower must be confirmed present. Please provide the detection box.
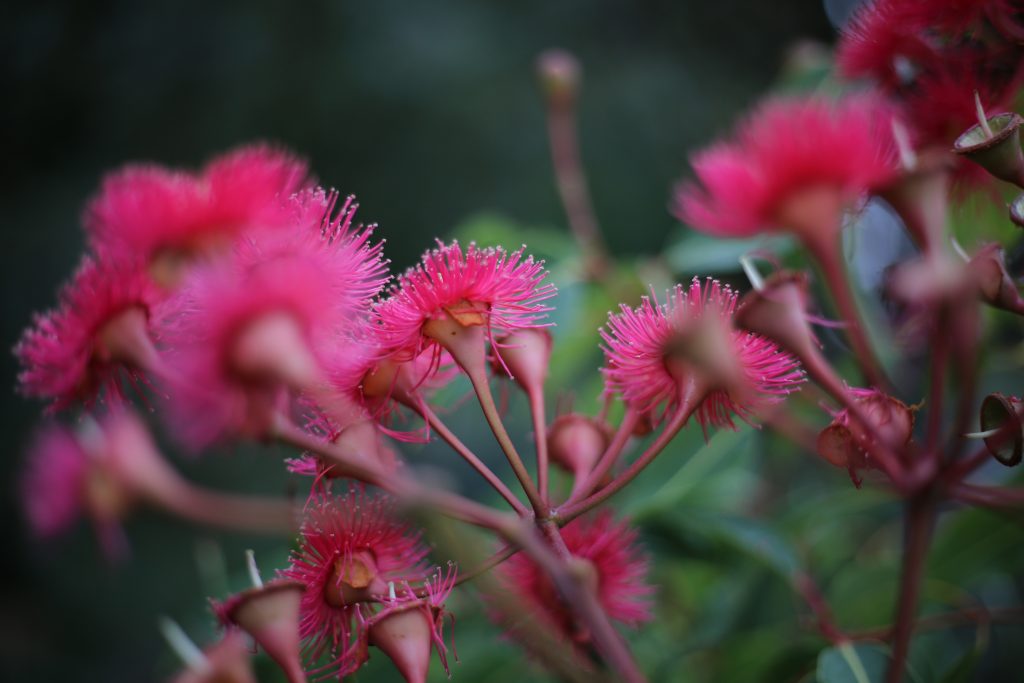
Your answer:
[16,256,162,411]
[674,95,897,240]
[85,144,310,285]
[496,512,652,643]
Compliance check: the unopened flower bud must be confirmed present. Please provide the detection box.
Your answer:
[537,49,580,109]
[493,329,552,392]
[369,607,434,683]
[547,413,609,477]
[980,393,1023,467]
[953,112,1024,188]
[219,580,307,683]
[967,243,1024,313]
[735,271,816,359]
[888,252,972,306]
[817,388,914,471]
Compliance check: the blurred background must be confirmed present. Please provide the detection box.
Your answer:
[3,1,1023,682]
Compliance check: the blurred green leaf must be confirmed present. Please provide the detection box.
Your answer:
[665,232,795,275]
[816,643,888,683]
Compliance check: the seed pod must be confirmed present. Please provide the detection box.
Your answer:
[980,393,1023,467]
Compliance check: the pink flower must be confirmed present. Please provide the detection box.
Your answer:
[84,144,310,286]
[601,278,804,428]
[374,241,555,362]
[160,192,386,448]
[20,425,88,540]
[837,1,933,88]
[15,256,163,411]
[19,411,175,558]
[674,95,897,240]
[495,512,652,643]
[279,487,431,677]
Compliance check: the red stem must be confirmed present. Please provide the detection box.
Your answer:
[464,362,548,516]
[545,77,609,279]
[529,385,551,503]
[804,233,889,390]
[152,484,299,535]
[885,495,937,683]
[417,402,529,515]
[570,409,639,503]
[558,381,702,524]
[272,417,515,531]
[793,571,846,643]
[505,520,645,682]
[950,483,1024,509]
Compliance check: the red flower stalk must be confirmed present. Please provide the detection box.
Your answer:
[320,335,457,443]
[160,193,387,448]
[85,144,311,287]
[279,488,431,678]
[373,240,555,364]
[16,256,163,411]
[674,94,897,243]
[601,278,803,429]
[495,512,652,645]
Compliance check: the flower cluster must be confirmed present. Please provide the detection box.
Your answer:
[837,0,1024,185]
[20,9,1022,674]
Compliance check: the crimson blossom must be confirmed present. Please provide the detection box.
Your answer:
[159,190,387,448]
[15,256,163,411]
[373,240,555,366]
[674,94,898,245]
[84,144,311,287]
[279,488,441,679]
[495,512,652,644]
[601,277,804,430]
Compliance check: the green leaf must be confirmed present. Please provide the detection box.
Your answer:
[816,643,888,683]
[628,427,754,517]
[649,510,802,581]
[665,232,795,275]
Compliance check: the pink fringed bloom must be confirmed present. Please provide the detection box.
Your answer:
[280,488,431,678]
[602,278,804,428]
[497,512,652,643]
[20,425,88,540]
[161,191,387,448]
[836,0,932,88]
[674,94,898,240]
[84,144,311,286]
[16,256,163,411]
[373,241,555,362]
